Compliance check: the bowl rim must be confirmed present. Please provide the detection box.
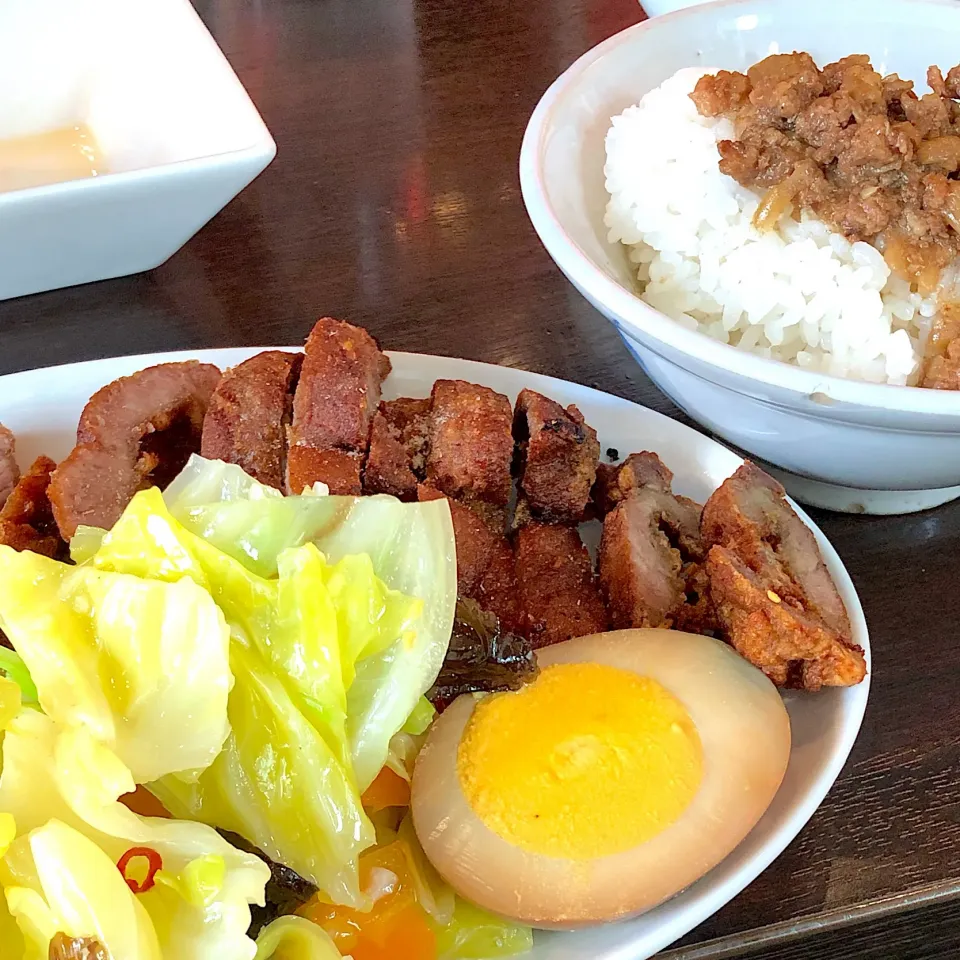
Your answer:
[518,0,960,417]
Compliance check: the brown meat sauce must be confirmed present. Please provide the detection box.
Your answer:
[692,53,960,385]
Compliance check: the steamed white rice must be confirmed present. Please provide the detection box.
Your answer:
[604,67,937,385]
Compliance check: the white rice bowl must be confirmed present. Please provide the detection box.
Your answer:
[604,67,936,386]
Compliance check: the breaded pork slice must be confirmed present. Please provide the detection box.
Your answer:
[592,451,674,517]
[201,351,302,490]
[599,486,706,630]
[49,362,221,539]
[512,388,599,526]
[701,462,865,690]
[363,398,431,500]
[597,451,715,634]
[425,380,513,508]
[515,523,608,649]
[0,456,63,558]
[418,483,520,633]
[287,318,391,496]
[0,425,18,510]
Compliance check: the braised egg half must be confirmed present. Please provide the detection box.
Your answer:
[411,629,791,927]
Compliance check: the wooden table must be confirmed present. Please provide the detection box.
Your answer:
[3,1,960,956]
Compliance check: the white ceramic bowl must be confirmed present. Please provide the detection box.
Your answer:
[0,0,275,301]
[641,0,714,17]
[520,0,960,515]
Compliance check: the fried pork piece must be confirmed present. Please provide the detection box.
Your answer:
[596,451,715,633]
[49,362,221,540]
[0,425,17,509]
[701,462,865,689]
[515,523,608,648]
[418,484,520,632]
[706,548,865,689]
[592,451,674,516]
[363,398,431,500]
[0,455,63,558]
[201,351,302,490]
[287,317,391,496]
[599,483,709,631]
[426,380,513,508]
[512,389,599,525]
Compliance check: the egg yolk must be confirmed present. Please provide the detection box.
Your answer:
[456,662,703,860]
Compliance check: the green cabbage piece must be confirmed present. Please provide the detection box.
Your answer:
[4,818,164,960]
[392,814,533,958]
[162,455,457,791]
[433,900,535,959]
[253,916,343,960]
[0,545,232,785]
[84,483,450,907]
[403,696,436,736]
[0,708,270,960]
[0,649,36,706]
[150,640,375,908]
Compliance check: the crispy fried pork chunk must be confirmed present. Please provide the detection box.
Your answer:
[418,484,520,632]
[363,398,431,500]
[0,456,63,558]
[0,425,17,509]
[597,452,715,633]
[592,451,675,516]
[599,482,709,630]
[286,318,391,496]
[426,380,513,509]
[512,389,599,525]
[515,523,608,648]
[701,462,865,689]
[201,351,302,490]
[49,362,221,540]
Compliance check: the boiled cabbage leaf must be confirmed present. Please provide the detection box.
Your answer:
[0,545,232,784]
[0,708,270,960]
[163,455,457,790]
[3,818,163,960]
[0,649,36,707]
[149,641,375,908]
[433,899,535,959]
[85,487,427,905]
[253,916,344,960]
[392,814,534,958]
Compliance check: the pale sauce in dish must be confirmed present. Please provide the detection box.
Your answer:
[0,123,107,194]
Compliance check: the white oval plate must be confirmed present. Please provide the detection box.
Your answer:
[0,348,870,960]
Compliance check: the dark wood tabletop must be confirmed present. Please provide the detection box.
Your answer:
[2,0,960,957]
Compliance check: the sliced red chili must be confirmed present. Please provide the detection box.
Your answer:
[116,846,163,894]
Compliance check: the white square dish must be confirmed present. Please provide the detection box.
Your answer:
[0,0,276,301]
